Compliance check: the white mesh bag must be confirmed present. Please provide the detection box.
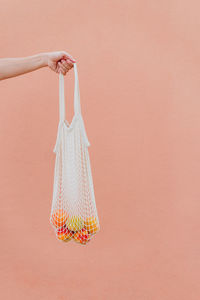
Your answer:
[50,63,100,245]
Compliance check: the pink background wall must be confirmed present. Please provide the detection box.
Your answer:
[1,1,200,299]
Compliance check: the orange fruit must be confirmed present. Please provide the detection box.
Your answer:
[84,217,99,234]
[73,228,90,245]
[56,225,73,242]
[66,216,84,232]
[51,209,68,228]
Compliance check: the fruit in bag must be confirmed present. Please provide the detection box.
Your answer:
[51,209,68,228]
[66,216,84,232]
[56,225,73,242]
[84,217,99,235]
[73,228,90,245]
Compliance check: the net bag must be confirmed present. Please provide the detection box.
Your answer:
[50,63,100,245]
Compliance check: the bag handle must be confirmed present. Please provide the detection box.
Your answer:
[59,62,81,121]
[54,63,90,153]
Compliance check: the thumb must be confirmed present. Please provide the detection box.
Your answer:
[60,51,76,63]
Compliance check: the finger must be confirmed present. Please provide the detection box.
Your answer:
[60,68,67,75]
[61,51,76,63]
[58,62,67,75]
[66,58,74,67]
[60,60,72,73]
[67,57,76,63]
[61,59,73,70]
[60,61,71,73]
[55,64,60,73]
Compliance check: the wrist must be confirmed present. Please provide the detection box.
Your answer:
[37,53,48,68]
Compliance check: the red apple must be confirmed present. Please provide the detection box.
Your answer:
[73,228,90,245]
[56,225,73,242]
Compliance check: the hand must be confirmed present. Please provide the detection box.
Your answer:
[44,51,76,75]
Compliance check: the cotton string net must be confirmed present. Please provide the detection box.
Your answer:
[50,63,100,245]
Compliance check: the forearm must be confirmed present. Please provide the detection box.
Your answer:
[0,53,47,80]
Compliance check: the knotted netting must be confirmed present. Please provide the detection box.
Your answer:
[50,63,100,245]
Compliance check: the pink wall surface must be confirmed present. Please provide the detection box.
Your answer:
[1,1,200,299]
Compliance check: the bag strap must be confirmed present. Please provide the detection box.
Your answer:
[59,62,81,121]
[73,63,81,116]
[54,63,90,153]
[59,72,65,121]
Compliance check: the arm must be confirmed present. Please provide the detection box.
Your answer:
[0,51,75,80]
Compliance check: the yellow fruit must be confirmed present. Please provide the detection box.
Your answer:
[66,216,84,232]
[84,217,99,234]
